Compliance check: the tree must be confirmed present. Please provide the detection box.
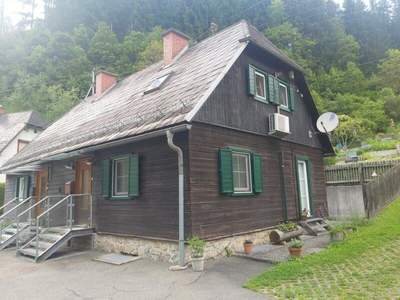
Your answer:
[332,114,364,149]
[376,49,400,94]
[382,88,400,122]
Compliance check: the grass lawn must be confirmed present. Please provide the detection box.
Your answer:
[245,198,400,299]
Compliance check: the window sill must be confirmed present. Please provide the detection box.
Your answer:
[230,192,257,197]
[107,196,136,200]
[280,106,291,112]
[254,96,267,103]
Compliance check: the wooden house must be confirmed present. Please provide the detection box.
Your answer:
[0,21,333,263]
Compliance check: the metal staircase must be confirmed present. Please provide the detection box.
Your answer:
[0,197,35,250]
[16,194,94,262]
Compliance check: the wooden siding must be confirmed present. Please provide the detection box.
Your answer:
[188,123,327,239]
[194,45,324,150]
[92,132,191,240]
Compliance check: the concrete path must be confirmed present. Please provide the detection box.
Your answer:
[0,249,273,300]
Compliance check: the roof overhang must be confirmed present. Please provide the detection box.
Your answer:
[2,123,192,174]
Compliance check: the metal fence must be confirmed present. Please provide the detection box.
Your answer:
[325,160,400,185]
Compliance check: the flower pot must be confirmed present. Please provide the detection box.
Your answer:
[243,242,253,254]
[191,257,205,272]
[288,247,303,257]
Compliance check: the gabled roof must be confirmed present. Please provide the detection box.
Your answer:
[2,20,330,171]
[0,111,47,153]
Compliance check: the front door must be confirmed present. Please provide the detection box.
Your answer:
[297,159,311,217]
[74,159,92,226]
[35,168,48,215]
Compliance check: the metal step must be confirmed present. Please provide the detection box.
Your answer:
[0,233,13,241]
[29,240,54,251]
[19,247,44,258]
[38,233,63,243]
[4,227,18,235]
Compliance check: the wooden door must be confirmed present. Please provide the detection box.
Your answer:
[35,168,48,216]
[74,159,92,225]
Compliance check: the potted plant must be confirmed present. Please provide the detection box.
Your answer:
[288,238,304,257]
[301,208,309,220]
[270,221,303,244]
[329,224,346,241]
[243,240,254,254]
[188,236,206,272]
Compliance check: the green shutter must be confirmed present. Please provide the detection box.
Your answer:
[288,84,296,111]
[128,154,139,197]
[219,148,233,194]
[101,159,111,198]
[268,75,279,104]
[251,153,263,193]
[248,65,256,96]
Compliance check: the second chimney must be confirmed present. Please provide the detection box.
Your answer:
[162,29,190,65]
[95,70,117,97]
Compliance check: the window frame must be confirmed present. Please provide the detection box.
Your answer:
[17,139,29,153]
[111,156,130,198]
[278,81,289,109]
[144,73,171,94]
[254,70,267,102]
[231,151,253,194]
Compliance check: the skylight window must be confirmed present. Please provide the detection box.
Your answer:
[144,73,171,94]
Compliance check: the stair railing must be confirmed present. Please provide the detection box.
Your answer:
[32,194,92,261]
[0,196,34,241]
[16,195,64,250]
[0,197,18,215]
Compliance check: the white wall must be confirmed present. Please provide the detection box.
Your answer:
[0,127,41,182]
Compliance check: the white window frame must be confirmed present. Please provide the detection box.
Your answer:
[254,70,267,101]
[278,82,289,108]
[232,152,252,194]
[112,156,129,197]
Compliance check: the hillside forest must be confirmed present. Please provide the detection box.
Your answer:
[1,0,400,154]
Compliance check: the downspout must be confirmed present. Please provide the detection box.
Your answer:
[166,129,185,267]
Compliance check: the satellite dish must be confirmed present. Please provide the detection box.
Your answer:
[316,112,339,133]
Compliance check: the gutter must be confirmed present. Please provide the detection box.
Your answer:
[166,128,188,268]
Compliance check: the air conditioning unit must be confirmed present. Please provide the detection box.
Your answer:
[269,113,290,136]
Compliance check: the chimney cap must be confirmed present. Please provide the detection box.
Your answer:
[96,69,118,77]
[161,28,190,40]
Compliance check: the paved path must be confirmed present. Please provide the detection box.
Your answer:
[0,249,273,300]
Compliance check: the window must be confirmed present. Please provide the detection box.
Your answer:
[144,73,171,94]
[232,152,252,193]
[112,157,129,197]
[16,176,29,201]
[278,82,289,108]
[17,139,29,153]
[254,71,266,101]
[219,148,263,195]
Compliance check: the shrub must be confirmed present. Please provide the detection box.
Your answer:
[188,236,205,258]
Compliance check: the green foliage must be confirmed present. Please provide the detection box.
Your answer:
[277,221,298,232]
[332,115,366,149]
[288,238,304,249]
[377,49,400,93]
[188,236,205,258]
[245,197,400,298]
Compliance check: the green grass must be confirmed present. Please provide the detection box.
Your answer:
[245,198,400,299]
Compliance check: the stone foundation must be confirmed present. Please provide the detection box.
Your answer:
[95,229,271,264]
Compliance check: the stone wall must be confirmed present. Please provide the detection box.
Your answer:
[95,229,272,264]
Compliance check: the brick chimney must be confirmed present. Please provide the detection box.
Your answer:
[95,70,117,97]
[0,105,6,115]
[161,29,190,65]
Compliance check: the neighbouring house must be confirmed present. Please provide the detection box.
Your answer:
[0,20,333,263]
[0,107,47,183]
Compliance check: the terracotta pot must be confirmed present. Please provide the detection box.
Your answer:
[288,247,303,257]
[243,242,253,254]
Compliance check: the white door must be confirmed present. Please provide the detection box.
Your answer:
[297,160,311,216]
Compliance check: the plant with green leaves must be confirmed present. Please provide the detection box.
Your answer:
[277,221,298,232]
[288,239,304,249]
[188,236,205,258]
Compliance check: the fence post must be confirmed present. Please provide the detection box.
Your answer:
[358,164,364,184]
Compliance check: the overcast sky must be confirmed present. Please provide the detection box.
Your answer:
[3,0,350,26]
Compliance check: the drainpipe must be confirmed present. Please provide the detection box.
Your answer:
[166,129,185,267]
